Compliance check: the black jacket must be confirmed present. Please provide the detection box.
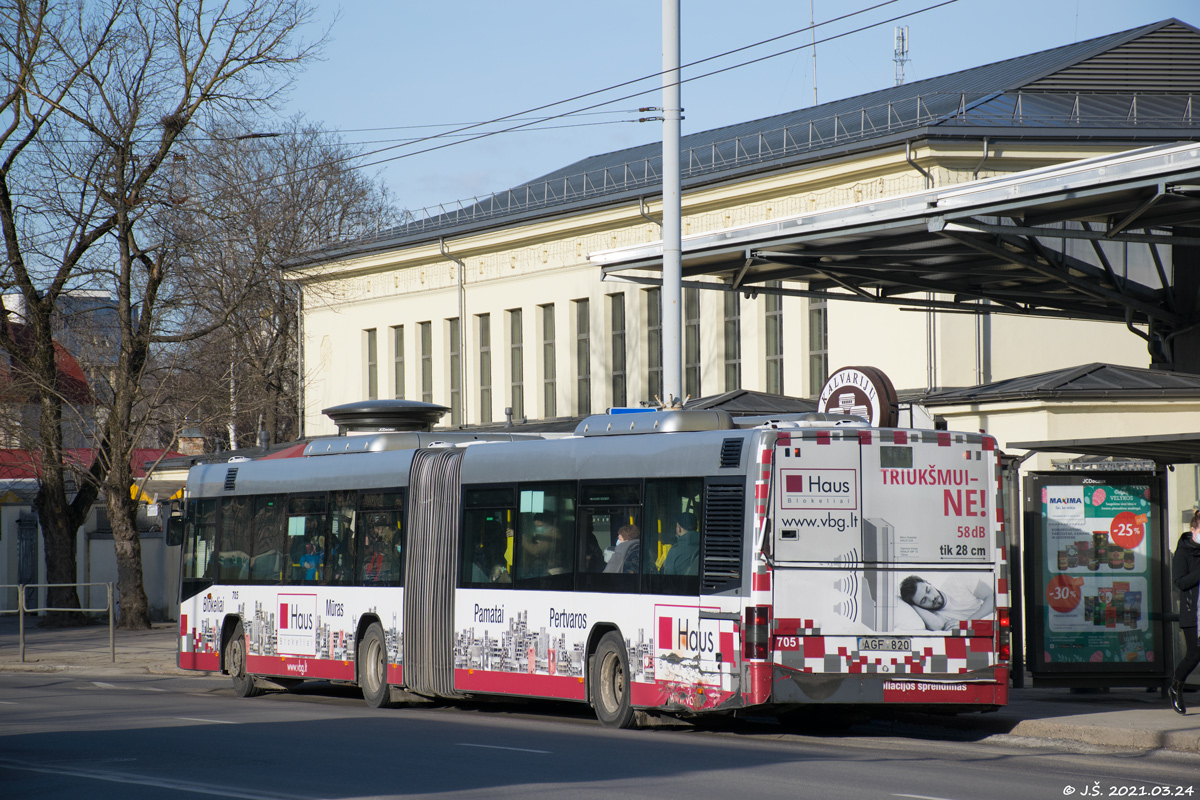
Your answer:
[1173,531,1200,629]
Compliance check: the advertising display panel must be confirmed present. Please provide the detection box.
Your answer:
[1025,472,1168,683]
[771,428,1002,640]
[859,434,992,565]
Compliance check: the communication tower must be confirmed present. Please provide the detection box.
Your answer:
[894,26,910,86]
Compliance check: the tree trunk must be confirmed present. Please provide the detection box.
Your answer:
[32,463,101,627]
[108,491,150,629]
[32,486,84,626]
[30,331,101,627]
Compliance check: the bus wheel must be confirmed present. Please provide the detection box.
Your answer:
[227,622,261,698]
[359,622,394,709]
[592,631,636,729]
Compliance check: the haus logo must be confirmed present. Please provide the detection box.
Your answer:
[779,468,858,510]
[277,593,318,656]
[658,615,716,656]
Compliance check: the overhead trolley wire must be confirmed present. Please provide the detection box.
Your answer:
[17,0,960,222]
[192,0,942,196]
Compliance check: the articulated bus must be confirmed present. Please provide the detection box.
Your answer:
[177,409,1010,727]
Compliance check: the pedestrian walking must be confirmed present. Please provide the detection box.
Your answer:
[1170,509,1200,714]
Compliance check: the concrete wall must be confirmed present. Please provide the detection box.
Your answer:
[0,500,179,621]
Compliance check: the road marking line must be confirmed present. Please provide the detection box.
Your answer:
[895,794,963,800]
[457,743,551,754]
[176,717,240,725]
[74,682,165,692]
[0,700,16,704]
[0,758,319,799]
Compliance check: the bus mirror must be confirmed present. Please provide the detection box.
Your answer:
[165,518,182,547]
[165,504,184,547]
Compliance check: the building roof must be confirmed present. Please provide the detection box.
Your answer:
[0,323,94,406]
[297,18,1200,265]
[0,448,181,481]
[683,388,816,415]
[921,362,1200,406]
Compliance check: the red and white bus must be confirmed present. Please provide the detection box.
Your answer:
[177,407,1009,726]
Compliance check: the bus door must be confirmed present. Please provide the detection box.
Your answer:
[643,478,705,704]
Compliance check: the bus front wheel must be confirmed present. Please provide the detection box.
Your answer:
[359,622,394,709]
[592,631,636,729]
[226,621,261,698]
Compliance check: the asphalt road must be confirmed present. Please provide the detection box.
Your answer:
[1,672,1197,800]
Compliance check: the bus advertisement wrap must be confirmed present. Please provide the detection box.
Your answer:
[178,407,1008,726]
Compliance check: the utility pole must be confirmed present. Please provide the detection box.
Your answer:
[811,0,818,105]
[661,0,683,405]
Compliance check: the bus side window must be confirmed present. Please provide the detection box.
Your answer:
[513,483,575,590]
[359,490,404,586]
[461,487,515,588]
[644,478,703,595]
[462,510,513,586]
[180,499,218,600]
[217,497,253,582]
[286,494,327,585]
[248,495,286,583]
[325,491,356,585]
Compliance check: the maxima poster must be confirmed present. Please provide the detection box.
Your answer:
[1038,480,1155,666]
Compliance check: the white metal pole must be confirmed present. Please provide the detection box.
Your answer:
[108,582,115,662]
[297,285,304,439]
[18,583,25,663]
[662,0,683,405]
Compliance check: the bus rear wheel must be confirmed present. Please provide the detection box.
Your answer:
[359,622,394,709]
[592,631,636,729]
[226,621,261,698]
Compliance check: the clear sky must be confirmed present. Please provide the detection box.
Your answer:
[280,0,1193,217]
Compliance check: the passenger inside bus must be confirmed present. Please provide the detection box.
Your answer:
[470,517,511,584]
[604,524,641,574]
[661,512,700,576]
[299,535,322,580]
[291,517,324,582]
[363,517,401,583]
[521,515,567,577]
[580,531,606,573]
[327,501,356,585]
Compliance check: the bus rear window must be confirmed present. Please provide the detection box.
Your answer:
[880,445,913,469]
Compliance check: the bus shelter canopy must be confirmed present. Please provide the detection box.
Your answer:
[1009,432,1200,466]
[593,142,1200,349]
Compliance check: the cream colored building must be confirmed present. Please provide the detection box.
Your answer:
[292,19,1200,511]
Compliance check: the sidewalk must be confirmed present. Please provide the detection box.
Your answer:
[1,614,1198,754]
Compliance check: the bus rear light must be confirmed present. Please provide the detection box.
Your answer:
[996,607,1011,662]
[744,605,770,660]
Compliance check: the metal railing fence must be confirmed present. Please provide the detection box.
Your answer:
[334,91,1199,244]
[0,582,115,663]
